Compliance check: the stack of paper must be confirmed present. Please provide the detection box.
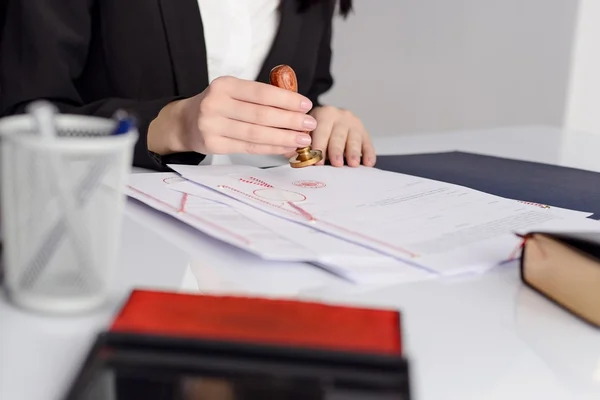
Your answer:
[126,163,598,285]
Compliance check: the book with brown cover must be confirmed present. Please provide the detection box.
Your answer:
[519,231,600,328]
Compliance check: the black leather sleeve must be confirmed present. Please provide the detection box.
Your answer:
[0,0,205,171]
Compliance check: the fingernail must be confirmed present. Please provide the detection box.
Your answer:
[303,117,317,130]
[334,154,343,163]
[300,100,313,111]
[296,134,312,145]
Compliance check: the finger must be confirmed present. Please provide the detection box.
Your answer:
[225,99,317,132]
[344,129,363,167]
[212,76,313,112]
[220,119,312,148]
[222,138,298,155]
[309,118,334,166]
[361,134,377,167]
[327,125,349,167]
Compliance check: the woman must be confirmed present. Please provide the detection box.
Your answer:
[0,0,375,170]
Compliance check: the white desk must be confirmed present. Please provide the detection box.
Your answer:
[2,125,600,400]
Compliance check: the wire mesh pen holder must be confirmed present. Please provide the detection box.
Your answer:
[0,114,138,314]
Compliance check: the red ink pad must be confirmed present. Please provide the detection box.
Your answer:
[110,290,402,357]
[64,290,411,399]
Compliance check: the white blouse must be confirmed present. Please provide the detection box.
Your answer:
[196,0,281,82]
[195,0,287,166]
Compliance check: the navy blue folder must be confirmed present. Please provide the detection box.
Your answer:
[374,151,600,220]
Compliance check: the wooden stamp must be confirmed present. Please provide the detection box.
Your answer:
[269,65,323,168]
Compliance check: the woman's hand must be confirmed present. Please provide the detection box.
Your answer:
[298,106,376,167]
[148,76,316,156]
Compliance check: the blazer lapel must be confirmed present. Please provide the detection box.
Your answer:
[158,0,209,96]
[256,0,303,84]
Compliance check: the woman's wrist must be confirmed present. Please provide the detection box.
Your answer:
[148,99,188,155]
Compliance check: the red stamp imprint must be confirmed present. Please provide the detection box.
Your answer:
[518,200,550,209]
[293,180,326,189]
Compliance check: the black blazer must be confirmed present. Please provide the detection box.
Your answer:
[0,0,337,170]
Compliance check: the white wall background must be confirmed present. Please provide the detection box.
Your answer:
[565,0,600,135]
[321,0,580,137]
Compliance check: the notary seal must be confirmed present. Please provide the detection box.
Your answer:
[293,180,326,189]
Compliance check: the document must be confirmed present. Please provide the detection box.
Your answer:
[127,173,310,261]
[127,173,434,284]
[171,164,600,275]
[167,179,435,283]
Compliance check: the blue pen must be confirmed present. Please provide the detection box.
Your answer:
[112,110,136,135]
